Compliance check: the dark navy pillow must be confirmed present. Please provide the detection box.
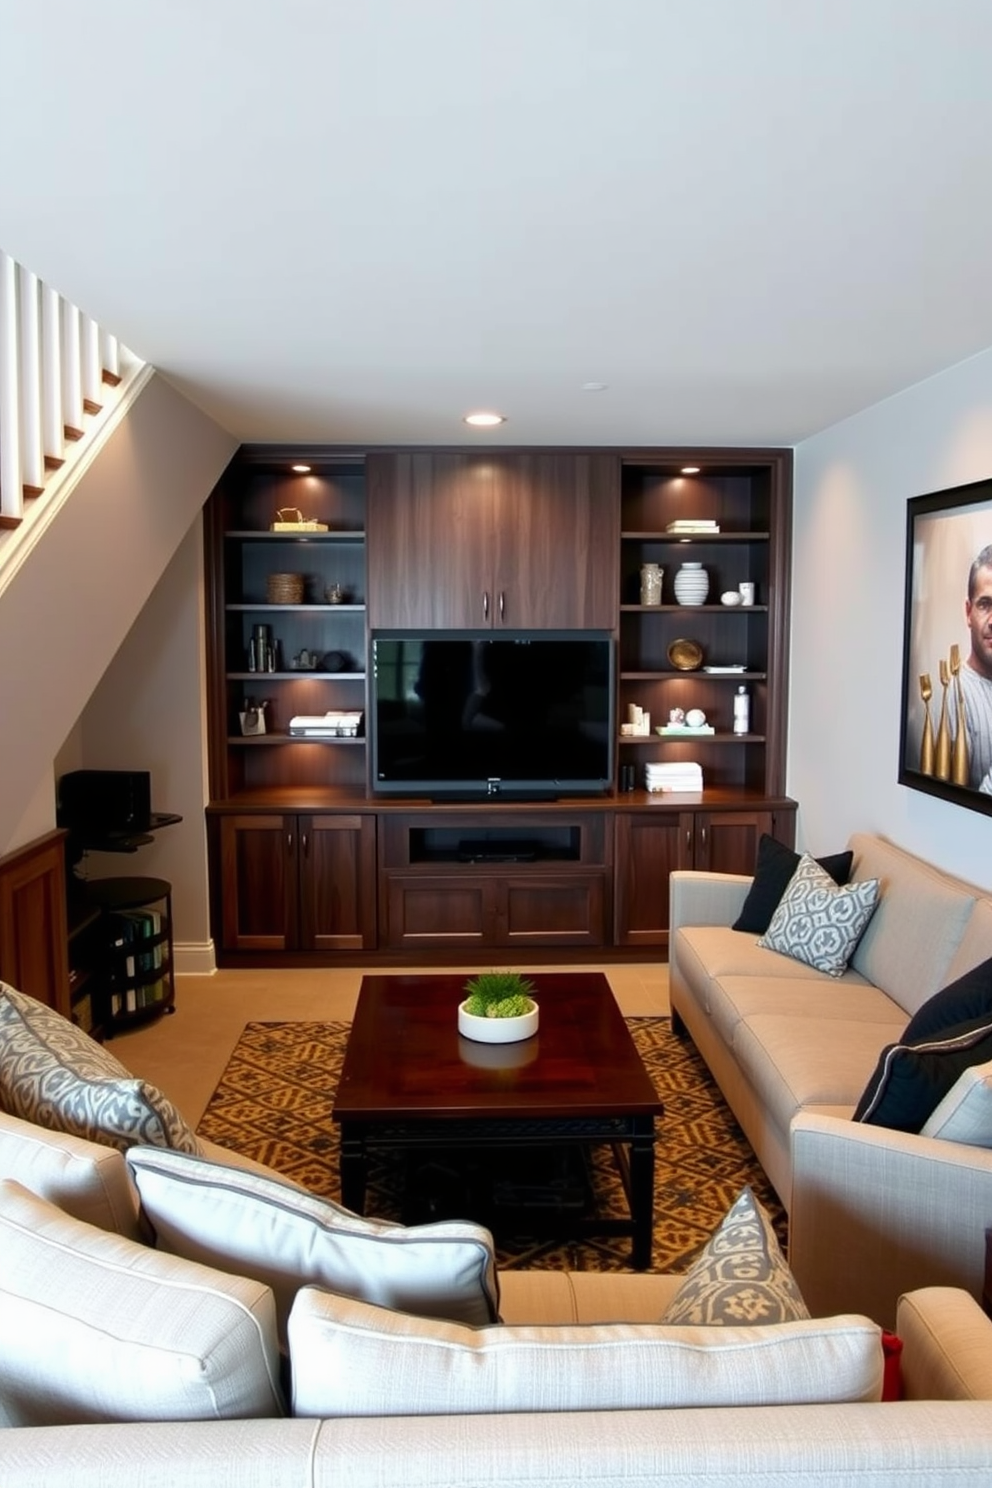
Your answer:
[732,834,854,935]
[902,956,992,1044]
[853,1015,992,1133]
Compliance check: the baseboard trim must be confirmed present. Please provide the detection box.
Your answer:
[174,940,217,976]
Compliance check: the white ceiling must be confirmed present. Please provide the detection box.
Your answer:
[2,0,991,449]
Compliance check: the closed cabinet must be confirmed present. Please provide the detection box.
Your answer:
[383,872,608,951]
[218,813,376,954]
[613,805,794,946]
[366,452,618,629]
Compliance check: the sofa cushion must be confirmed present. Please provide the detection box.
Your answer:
[0,1109,142,1239]
[0,983,199,1156]
[732,834,854,935]
[660,1185,808,1325]
[846,834,977,1014]
[126,1147,500,1342]
[732,1015,899,1127]
[287,1288,882,1416]
[0,1179,283,1426]
[920,1060,992,1147]
[757,855,880,978]
[854,1017,992,1133]
[707,974,906,1049]
[902,956,992,1044]
[942,899,992,988]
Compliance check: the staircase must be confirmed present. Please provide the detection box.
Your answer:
[0,247,239,858]
[0,247,147,580]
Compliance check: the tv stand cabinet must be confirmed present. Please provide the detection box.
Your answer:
[378,807,611,951]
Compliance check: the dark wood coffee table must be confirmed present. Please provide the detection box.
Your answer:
[332,971,663,1267]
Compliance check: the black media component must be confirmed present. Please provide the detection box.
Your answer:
[370,630,615,800]
[457,839,541,863]
[57,770,152,836]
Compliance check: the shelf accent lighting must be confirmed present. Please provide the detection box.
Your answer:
[464,412,506,427]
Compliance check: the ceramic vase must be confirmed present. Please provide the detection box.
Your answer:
[640,563,663,606]
[674,561,709,606]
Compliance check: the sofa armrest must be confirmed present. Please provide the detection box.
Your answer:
[669,870,751,930]
[789,1112,992,1329]
[897,1288,992,1400]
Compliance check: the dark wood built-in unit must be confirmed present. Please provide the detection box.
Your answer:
[366,452,619,630]
[203,445,796,963]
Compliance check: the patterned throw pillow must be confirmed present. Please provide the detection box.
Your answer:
[0,982,199,1155]
[659,1185,809,1326]
[757,853,880,977]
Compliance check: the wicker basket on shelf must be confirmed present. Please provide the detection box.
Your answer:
[266,572,306,604]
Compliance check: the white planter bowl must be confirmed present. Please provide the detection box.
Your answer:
[458,999,539,1043]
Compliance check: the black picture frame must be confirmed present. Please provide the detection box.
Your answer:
[899,475,992,816]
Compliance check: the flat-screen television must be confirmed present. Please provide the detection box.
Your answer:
[370,631,614,799]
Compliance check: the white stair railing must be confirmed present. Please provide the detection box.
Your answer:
[0,246,143,533]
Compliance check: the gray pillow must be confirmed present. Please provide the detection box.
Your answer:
[757,854,880,978]
[0,982,199,1155]
[660,1185,808,1326]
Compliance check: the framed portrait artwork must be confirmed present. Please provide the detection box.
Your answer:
[900,476,992,816]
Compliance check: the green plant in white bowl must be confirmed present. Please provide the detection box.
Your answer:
[462,970,536,1019]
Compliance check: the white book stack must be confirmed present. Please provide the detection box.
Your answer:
[644,761,703,793]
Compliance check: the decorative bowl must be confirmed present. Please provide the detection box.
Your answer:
[458,999,539,1043]
[667,638,704,672]
[720,590,742,606]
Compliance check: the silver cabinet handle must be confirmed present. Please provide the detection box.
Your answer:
[287,832,293,853]
[700,826,707,848]
[685,828,692,851]
[302,833,309,857]
[499,591,505,619]
[483,590,489,620]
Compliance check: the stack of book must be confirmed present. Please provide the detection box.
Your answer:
[665,518,720,535]
[107,909,167,1016]
[644,761,704,793]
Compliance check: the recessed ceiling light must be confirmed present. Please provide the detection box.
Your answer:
[681,466,701,475]
[291,463,311,473]
[464,411,506,427]
[581,382,608,392]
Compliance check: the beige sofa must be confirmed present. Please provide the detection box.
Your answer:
[2,1108,992,1487]
[670,831,992,1326]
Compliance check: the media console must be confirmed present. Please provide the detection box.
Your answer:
[207,792,797,965]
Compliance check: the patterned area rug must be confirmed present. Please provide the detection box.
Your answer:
[197,1017,786,1272]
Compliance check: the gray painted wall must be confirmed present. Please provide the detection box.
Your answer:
[791,345,992,890]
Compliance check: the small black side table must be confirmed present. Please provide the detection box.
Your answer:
[83,877,176,1037]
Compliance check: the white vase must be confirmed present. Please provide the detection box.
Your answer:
[458,1000,539,1043]
[674,561,709,606]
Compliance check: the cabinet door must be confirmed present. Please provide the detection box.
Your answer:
[694,810,775,874]
[367,453,493,628]
[500,873,608,946]
[218,814,298,952]
[613,812,694,947]
[383,873,497,950]
[491,454,619,629]
[299,814,376,951]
